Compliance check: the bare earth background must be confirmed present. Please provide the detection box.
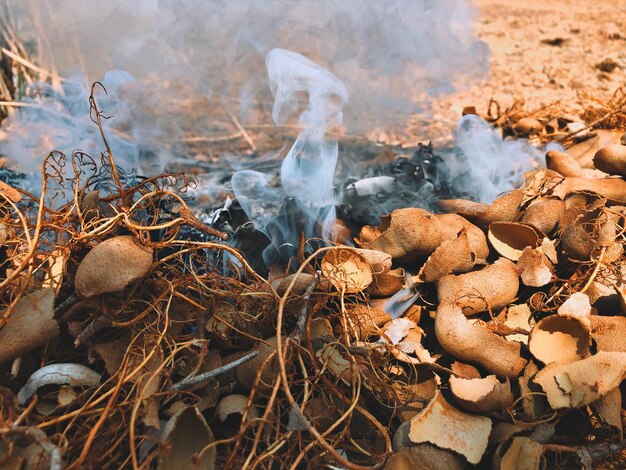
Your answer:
[430,0,626,137]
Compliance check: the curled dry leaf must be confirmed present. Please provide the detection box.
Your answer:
[528,314,591,365]
[435,303,528,378]
[546,149,582,177]
[534,351,626,409]
[408,392,492,465]
[359,208,442,262]
[437,258,519,316]
[420,231,475,283]
[517,247,553,287]
[593,144,626,177]
[590,315,626,352]
[488,222,541,261]
[520,198,565,234]
[0,288,58,364]
[449,375,514,413]
[75,235,154,298]
[159,406,215,470]
[18,363,101,405]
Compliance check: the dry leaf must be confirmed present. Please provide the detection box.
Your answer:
[408,392,492,465]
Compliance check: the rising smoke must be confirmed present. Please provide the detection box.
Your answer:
[0,0,489,175]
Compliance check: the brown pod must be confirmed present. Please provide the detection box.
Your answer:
[420,232,475,283]
[437,258,519,316]
[564,177,626,203]
[359,208,442,262]
[434,213,490,259]
[438,191,524,229]
[561,222,594,261]
[434,303,528,378]
[593,144,626,177]
[488,222,541,261]
[545,149,582,177]
[528,314,591,365]
[74,235,153,298]
[236,337,278,391]
[520,198,565,234]
[517,247,553,287]
[513,117,542,136]
[437,198,488,218]
[449,375,514,413]
[475,190,525,227]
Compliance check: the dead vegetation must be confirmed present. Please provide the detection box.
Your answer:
[0,82,623,470]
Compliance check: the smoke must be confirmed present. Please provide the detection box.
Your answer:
[232,49,347,263]
[450,115,557,203]
[0,0,489,174]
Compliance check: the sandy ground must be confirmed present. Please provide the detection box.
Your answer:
[413,0,625,141]
[444,0,626,115]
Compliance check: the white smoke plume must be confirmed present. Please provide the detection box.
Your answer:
[232,49,347,262]
[0,0,489,174]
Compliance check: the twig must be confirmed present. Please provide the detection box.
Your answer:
[563,106,626,142]
[170,350,259,391]
[224,106,257,152]
[1,47,63,82]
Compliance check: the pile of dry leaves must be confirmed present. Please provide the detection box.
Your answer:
[0,94,625,470]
